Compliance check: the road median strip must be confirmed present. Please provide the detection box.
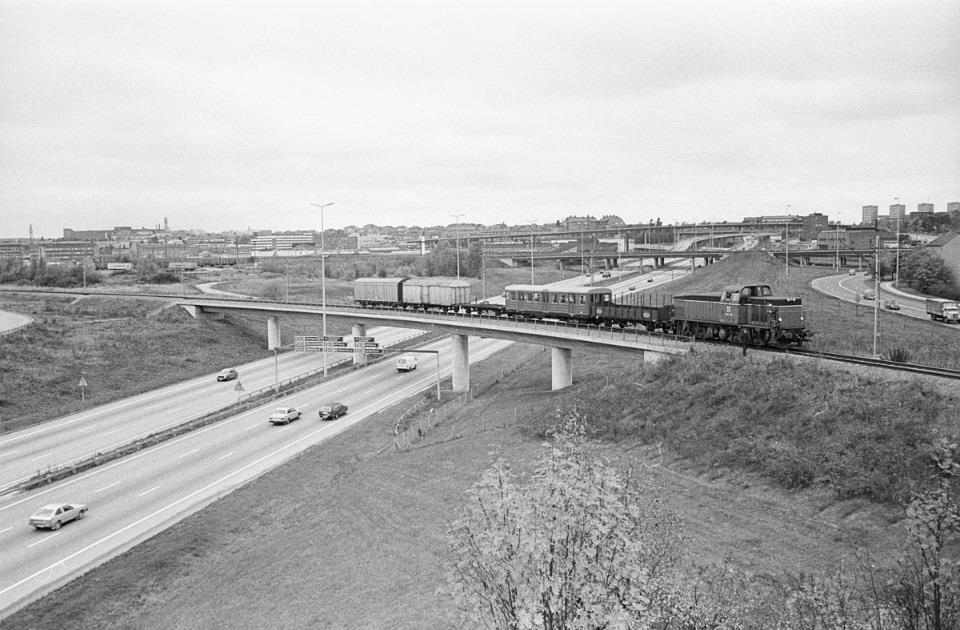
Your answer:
[1,333,445,497]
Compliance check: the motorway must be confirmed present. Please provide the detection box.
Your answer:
[0,326,424,491]
[0,335,512,616]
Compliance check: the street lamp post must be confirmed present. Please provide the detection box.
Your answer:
[311,201,334,377]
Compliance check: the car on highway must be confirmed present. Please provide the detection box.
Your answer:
[268,406,301,425]
[318,402,348,421]
[395,356,419,372]
[884,300,901,311]
[862,290,876,300]
[601,271,611,278]
[216,368,238,381]
[848,269,857,275]
[29,502,88,530]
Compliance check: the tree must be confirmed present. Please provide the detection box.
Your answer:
[899,249,959,298]
[464,242,483,278]
[447,416,687,629]
[425,243,458,277]
[892,439,960,630]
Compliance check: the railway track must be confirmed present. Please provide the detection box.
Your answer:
[773,347,960,380]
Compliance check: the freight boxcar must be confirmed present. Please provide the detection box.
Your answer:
[354,277,406,307]
[402,277,472,308]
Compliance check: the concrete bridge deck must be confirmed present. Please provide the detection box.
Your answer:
[178,298,692,391]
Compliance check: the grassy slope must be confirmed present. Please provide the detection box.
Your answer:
[2,255,958,627]
[0,293,273,431]
[2,345,922,630]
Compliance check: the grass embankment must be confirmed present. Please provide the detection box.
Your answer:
[0,294,274,432]
[6,343,951,629]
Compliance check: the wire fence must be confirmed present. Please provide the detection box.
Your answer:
[381,352,536,455]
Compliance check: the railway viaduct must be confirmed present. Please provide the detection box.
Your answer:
[177,298,691,391]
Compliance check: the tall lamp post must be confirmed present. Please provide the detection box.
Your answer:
[311,201,334,376]
[450,213,464,279]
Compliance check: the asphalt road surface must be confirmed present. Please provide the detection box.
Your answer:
[0,326,424,490]
[0,335,512,617]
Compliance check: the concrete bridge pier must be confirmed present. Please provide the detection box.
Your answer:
[551,347,573,390]
[267,316,281,350]
[352,323,367,366]
[451,334,470,392]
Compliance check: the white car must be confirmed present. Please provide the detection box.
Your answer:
[30,503,88,530]
[268,406,301,425]
[395,356,418,372]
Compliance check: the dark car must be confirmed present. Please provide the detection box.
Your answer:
[318,402,348,421]
[884,300,901,311]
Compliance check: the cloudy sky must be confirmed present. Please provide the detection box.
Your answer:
[1,0,957,238]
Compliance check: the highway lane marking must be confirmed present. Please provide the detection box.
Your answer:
[0,335,498,513]
[29,451,53,462]
[240,424,258,432]
[27,533,61,548]
[0,527,12,535]
[0,332,414,450]
[216,451,235,461]
[178,448,200,459]
[95,482,121,494]
[137,486,161,497]
[0,339,512,601]
[102,428,123,436]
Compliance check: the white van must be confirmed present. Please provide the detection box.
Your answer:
[395,356,418,372]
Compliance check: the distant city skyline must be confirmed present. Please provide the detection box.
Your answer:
[2,1,957,240]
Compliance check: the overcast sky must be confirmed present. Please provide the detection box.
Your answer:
[1,0,957,238]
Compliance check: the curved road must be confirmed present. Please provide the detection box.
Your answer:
[810,272,955,325]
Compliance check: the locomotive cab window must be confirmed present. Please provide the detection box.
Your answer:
[579,295,586,304]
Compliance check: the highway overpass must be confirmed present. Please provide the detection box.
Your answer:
[178,298,692,391]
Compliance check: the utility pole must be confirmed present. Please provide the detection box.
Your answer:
[784,204,791,276]
[529,220,536,284]
[894,197,901,288]
[450,214,464,279]
[835,220,840,271]
[873,225,881,358]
